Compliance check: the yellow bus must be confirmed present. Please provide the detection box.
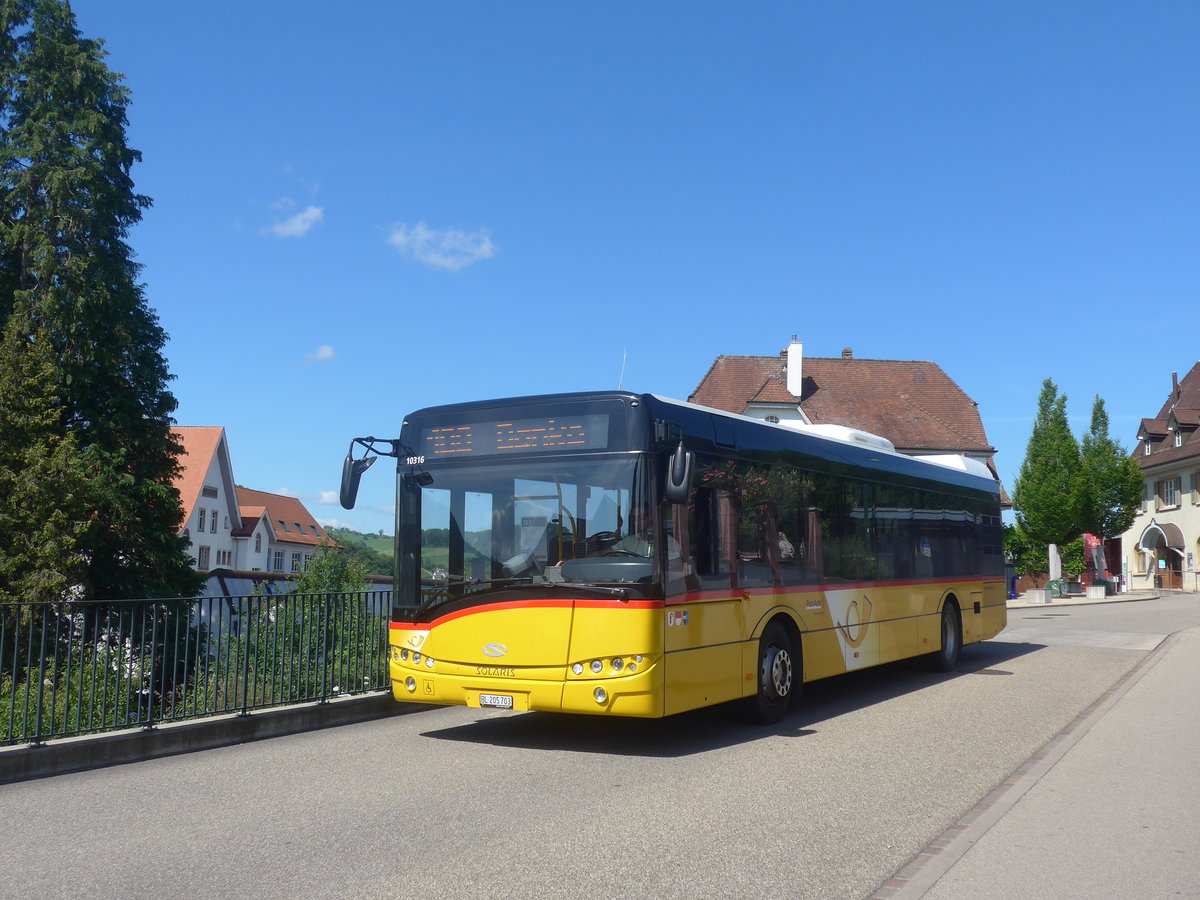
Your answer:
[340,391,1005,724]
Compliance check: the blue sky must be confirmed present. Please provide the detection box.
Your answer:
[73,2,1198,534]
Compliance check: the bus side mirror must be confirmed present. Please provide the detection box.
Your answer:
[665,442,694,505]
[339,448,377,509]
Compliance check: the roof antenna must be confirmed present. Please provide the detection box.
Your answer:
[618,347,628,390]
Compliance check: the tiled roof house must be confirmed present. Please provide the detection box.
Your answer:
[690,340,1006,501]
[1119,363,1200,590]
[173,427,335,580]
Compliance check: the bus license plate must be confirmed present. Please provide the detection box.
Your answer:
[479,694,513,709]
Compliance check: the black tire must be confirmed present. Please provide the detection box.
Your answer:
[746,621,796,724]
[928,602,962,672]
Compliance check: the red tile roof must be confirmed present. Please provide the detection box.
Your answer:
[172,427,227,528]
[235,487,334,548]
[690,354,994,453]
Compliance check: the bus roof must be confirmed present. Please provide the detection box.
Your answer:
[401,390,1000,496]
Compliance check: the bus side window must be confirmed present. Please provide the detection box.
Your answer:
[688,457,738,590]
[663,501,698,595]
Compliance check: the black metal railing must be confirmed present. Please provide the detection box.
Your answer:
[1,590,391,746]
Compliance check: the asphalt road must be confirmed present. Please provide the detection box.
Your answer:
[3,594,1197,899]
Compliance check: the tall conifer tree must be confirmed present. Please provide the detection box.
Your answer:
[0,0,199,599]
[1013,379,1083,578]
[0,320,92,603]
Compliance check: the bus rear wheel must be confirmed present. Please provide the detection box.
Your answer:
[746,621,796,724]
[928,602,962,672]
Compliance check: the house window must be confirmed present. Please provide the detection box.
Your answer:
[216,549,232,567]
[278,520,291,533]
[202,486,218,498]
[198,509,207,531]
[1175,431,1183,448]
[255,533,262,553]
[291,552,302,572]
[272,550,284,571]
[1145,440,1152,455]
[1161,478,1179,508]
[197,546,211,569]
[294,522,304,534]
[765,415,780,424]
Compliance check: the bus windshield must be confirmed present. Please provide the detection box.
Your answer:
[411,454,656,608]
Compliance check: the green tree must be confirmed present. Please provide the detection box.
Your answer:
[1079,395,1143,541]
[0,320,91,604]
[0,1,199,599]
[294,538,370,595]
[1013,378,1083,578]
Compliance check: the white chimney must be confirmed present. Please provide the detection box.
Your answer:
[786,338,803,398]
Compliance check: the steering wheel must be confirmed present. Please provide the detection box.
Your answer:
[603,548,641,557]
[588,531,620,544]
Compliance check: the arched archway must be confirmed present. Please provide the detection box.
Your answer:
[1137,520,1185,589]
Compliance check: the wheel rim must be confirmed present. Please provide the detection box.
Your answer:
[762,644,793,702]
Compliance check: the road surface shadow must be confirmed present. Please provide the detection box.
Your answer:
[418,640,1044,758]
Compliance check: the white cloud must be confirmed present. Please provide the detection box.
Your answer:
[318,491,338,505]
[265,205,324,238]
[304,345,335,365]
[387,221,496,271]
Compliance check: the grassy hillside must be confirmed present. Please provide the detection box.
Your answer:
[326,527,393,576]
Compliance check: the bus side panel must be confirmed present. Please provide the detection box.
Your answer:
[979,578,1007,641]
[662,597,745,716]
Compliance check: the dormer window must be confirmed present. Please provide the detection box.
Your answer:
[278,519,291,533]
[1175,431,1183,448]
[1145,440,1152,455]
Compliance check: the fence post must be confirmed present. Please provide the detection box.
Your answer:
[240,596,252,716]
[31,604,49,746]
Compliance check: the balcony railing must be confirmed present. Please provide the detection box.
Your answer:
[1,591,392,746]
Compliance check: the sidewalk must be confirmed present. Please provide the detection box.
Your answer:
[1006,588,1158,609]
[876,625,1200,899]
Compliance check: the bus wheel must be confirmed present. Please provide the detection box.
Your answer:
[929,602,961,672]
[747,621,795,724]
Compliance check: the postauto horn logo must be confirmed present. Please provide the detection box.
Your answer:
[482,643,508,658]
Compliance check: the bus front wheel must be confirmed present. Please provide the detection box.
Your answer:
[746,621,796,724]
[929,602,962,672]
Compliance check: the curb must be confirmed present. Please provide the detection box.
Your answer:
[868,629,1180,898]
[0,692,426,785]
[1006,593,1157,610]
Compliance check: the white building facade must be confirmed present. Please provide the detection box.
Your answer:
[174,428,335,592]
[1119,364,1200,592]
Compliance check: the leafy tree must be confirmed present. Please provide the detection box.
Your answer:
[294,538,369,594]
[1079,395,1143,541]
[1013,379,1083,578]
[0,1,199,599]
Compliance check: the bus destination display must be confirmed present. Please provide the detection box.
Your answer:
[421,414,609,458]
